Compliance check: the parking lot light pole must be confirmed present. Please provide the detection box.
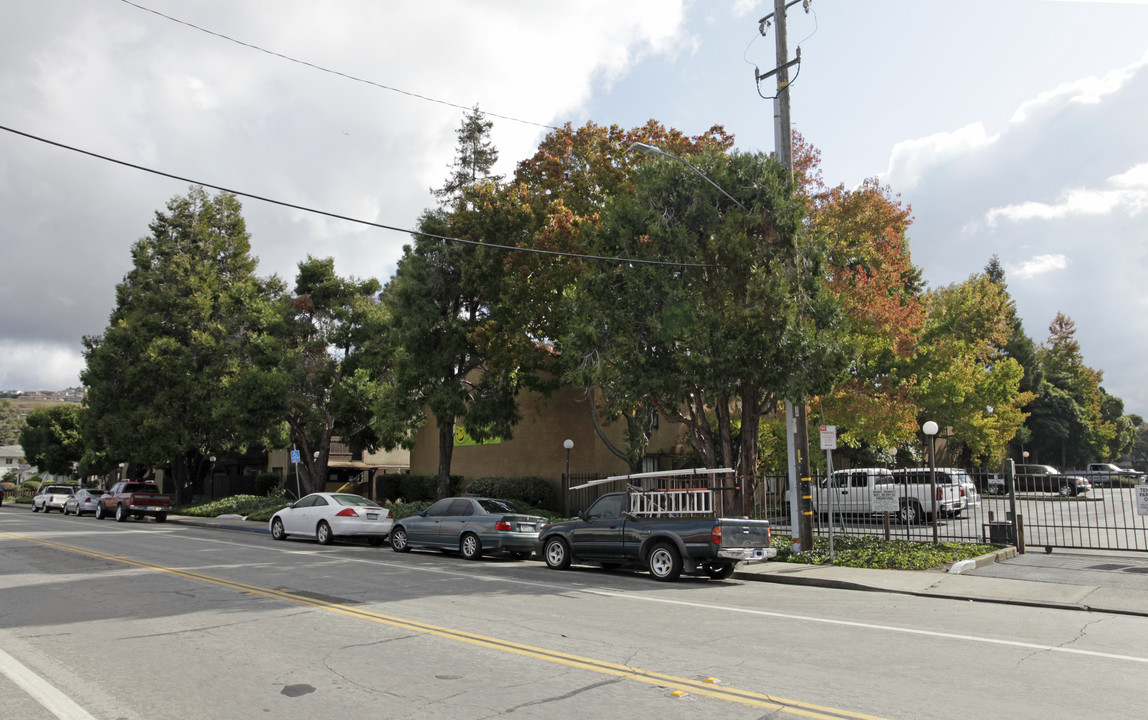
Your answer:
[563,439,573,517]
[923,421,939,543]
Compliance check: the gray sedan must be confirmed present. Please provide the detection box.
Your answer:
[390,496,546,560]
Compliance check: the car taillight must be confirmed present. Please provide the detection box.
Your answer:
[495,521,513,531]
[711,525,722,545]
[335,508,358,517]
[960,487,966,497]
[937,487,944,501]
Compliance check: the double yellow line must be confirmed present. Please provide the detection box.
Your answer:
[3,531,887,719]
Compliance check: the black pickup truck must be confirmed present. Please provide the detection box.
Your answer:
[537,490,775,581]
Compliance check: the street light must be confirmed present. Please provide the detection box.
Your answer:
[922,421,939,543]
[626,142,748,211]
[209,455,217,500]
[563,439,574,517]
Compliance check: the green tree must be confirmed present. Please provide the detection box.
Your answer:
[563,148,848,511]
[910,274,1031,466]
[81,187,282,503]
[0,398,23,445]
[433,105,503,207]
[384,108,536,500]
[18,404,84,476]
[245,256,393,495]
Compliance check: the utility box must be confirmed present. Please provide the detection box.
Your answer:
[986,521,1015,545]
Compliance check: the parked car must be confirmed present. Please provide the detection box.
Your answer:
[63,489,106,516]
[1079,463,1144,488]
[95,481,173,522]
[270,492,393,545]
[390,496,545,560]
[1014,464,1091,496]
[31,485,76,513]
[892,468,980,516]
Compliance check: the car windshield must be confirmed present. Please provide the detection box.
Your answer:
[332,494,381,509]
[477,498,528,514]
[47,486,73,494]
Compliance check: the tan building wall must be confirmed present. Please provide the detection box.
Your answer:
[409,385,690,483]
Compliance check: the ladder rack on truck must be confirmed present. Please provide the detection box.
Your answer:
[570,467,735,518]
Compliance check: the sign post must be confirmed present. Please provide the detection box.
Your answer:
[819,426,837,562]
[289,447,301,500]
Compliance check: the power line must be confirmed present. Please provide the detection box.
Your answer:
[0,123,712,269]
[117,0,561,132]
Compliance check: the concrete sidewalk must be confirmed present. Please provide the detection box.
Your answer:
[165,514,1148,618]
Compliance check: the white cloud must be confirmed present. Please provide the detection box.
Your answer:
[1010,49,1148,124]
[880,123,999,189]
[984,161,1148,226]
[0,342,85,392]
[1007,254,1069,281]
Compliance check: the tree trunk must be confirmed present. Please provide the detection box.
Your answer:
[437,420,455,500]
[738,388,761,517]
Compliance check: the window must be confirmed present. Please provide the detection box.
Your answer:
[587,494,624,520]
[423,499,453,517]
[446,499,475,516]
[478,498,524,514]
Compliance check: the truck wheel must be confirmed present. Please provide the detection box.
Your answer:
[460,533,482,560]
[543,537,571,570]
[115,504,129,522]
[647,542,682,582]
[898,500,921,525]
[1058,482,1073,497]
[154,513,167,523]
[703,562,736,580]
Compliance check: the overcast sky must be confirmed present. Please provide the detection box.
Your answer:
[2,0,1147,416]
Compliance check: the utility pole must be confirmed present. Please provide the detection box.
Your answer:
[758,0,811,551]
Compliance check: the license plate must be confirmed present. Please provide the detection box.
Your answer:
[519,524,536,532]
[366,512,378,520]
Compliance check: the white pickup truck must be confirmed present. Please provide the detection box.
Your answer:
[813,468,962,525]
[1080,463,1144,488]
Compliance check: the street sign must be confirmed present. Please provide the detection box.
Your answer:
[819,425,837,450]
[872,486,900,513]
[1137,484,1148,516]
[290,450,300,464]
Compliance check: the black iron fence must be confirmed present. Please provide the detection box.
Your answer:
[754,472,1148,552]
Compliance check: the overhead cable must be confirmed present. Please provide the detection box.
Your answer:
[118,0,561,131]
[0,123,711,269]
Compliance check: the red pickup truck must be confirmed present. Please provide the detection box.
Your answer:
[95,481,173,523]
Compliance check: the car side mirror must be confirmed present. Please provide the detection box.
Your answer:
[578,510,589,521]
[417,510,427,517]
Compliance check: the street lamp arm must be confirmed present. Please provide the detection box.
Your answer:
[626,142,748,212]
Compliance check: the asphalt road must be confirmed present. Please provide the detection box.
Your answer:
[2,507,1146,720]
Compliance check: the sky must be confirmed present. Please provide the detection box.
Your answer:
[2,0,1147,414]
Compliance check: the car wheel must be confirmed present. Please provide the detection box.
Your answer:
[367,537,386,547]
[154,513,167,523]
[460,533,482,560]
[543,537,571,570]
[316,521,334,545]
[647,542,682,582]
[95,503,106,520]
[391,527,410,552]
[271,518,286,541]
[115,504,129,522]
[32,503,41,512]
[898,500,921,525]
[703,562,736,580]
[1058,482,1073,497]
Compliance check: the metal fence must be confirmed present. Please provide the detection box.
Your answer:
[755,473,1148,552]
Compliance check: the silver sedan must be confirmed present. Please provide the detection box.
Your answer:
[390,496,546,560]
[269,492,393,546]
[63,489,106,516]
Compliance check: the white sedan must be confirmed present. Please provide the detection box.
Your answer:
[269,492,393,546]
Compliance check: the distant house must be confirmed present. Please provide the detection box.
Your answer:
[0,445,31,482]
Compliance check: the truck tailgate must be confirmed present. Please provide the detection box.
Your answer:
[717,520,771,548]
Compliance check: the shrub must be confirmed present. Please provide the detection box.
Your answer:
[771,535,990,570]
[377,473,462,502]
[463,476,558,511]
[255,472,280,496]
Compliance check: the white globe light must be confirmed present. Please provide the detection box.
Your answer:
[922,421,939,436]
[563,439,574,450]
